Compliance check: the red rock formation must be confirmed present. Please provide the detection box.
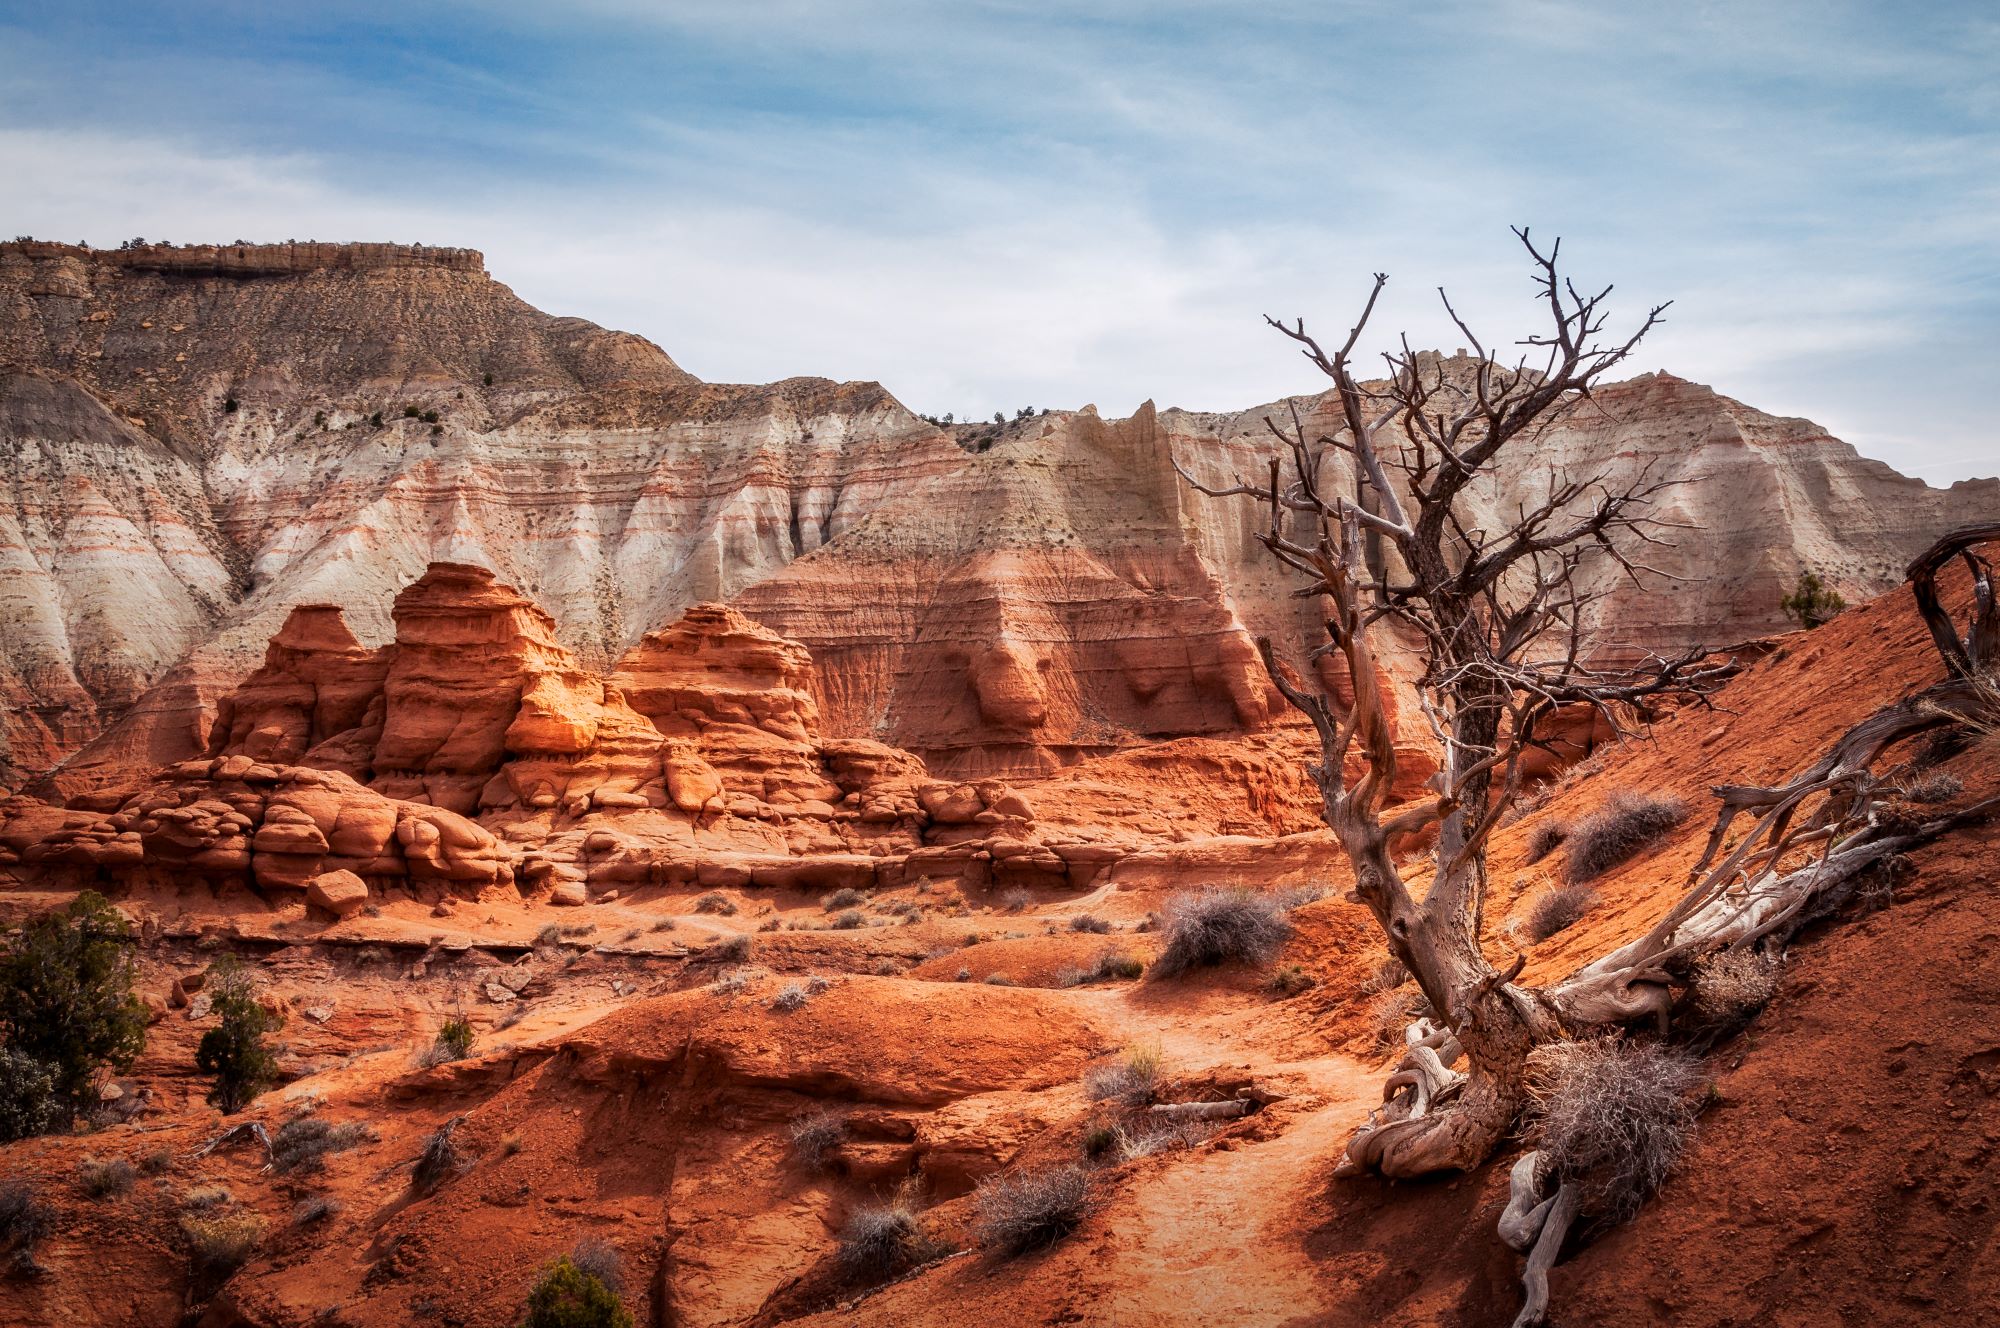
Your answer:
[5,242,1993,791]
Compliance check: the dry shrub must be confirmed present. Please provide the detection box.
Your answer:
[181,1210,265,1278]
[789,1108,845,1171]
[291,1194,340,1226]
[411,1121,464,1193]
[1525,821,1567,865]
[1149,887,1291,979]
[1563,791,1686,884]
[571,1237,625,1296]
[1896,771,1963,805]
[1268,965,1314,996]
[1067,914,1112,934]
[830,909,866,931]
[1100,1117,1213,1162]
[1688,948,1783,1028]
[1083,1045,1162,1106]
[271,1114,373,1174]
[836,1189,948,1281]
[693,892,737,916]
[973,1164,1090,1255]
[1057,948,1144,988]
[769,982,812,1012]
[181,1183,233,1210]
[1520,881,1599,942]
[1358,956,1410,996]
[77,1155,135,1199]
[1527,1038,1703,1220]
[822,888,866,912]
[0,1181,52,1265]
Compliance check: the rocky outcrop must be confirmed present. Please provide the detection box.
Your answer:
[3,241,1993,788]
[0,758,511,898]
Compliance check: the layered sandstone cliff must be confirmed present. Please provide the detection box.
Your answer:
[2,240,1992,788]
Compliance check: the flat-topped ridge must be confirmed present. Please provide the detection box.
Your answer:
[0,239,485,276]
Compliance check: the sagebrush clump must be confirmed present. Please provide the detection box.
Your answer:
[271,1112,372,1174]
[1149,887,1291,979]
[1520,881,1598,942]
[973,1164,1090,1254]
[1526,1038,1703,1219]
[77,1155,135,1199]
[1525,821,1567,865]
[837,1193,947,1281]
[1562,791,1686,884]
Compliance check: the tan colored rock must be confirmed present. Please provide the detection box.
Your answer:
[306,869,369,917]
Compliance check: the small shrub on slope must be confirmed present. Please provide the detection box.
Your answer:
[1149,887,1291,979]
[524,1255,633,1328]
[973,1164,1090,1255]
[1563,791,1686,884]
[1520,882,1598,942]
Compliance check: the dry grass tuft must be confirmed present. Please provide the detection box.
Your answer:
[1082,1045,1162,1106]
[1520,881,1599,942]
[1563,791,1686,884]
[180,1210,266,1278]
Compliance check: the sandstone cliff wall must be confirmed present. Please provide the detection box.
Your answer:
[2,240,1992,788]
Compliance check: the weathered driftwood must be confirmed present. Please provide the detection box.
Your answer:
[1146,1099,1254,1123]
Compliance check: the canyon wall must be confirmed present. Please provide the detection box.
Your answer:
[2,240,1993,788]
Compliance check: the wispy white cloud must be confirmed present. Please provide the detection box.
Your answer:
[2,1,1994,485]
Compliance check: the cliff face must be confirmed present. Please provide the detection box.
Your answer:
[2,240,1993,788]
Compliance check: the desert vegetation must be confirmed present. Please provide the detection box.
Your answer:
[0,891,147,1135]
[196,954,282,1113]
[972,1164,1091,1255]
[1149,887,1292,978]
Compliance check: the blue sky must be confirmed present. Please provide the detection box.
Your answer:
[3,1,1995,483]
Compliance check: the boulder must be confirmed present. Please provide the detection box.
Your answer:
[306,869,370,917]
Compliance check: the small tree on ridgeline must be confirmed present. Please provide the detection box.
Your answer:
[196,955,282,1113]
[0,891,148,1132]
[1780,569,1845,628]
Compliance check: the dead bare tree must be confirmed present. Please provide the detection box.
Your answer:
[1177,228,1734,1179]
[1179,225,2000,1323]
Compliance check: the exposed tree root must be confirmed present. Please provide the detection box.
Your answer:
[1498,1152,1578,1328]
